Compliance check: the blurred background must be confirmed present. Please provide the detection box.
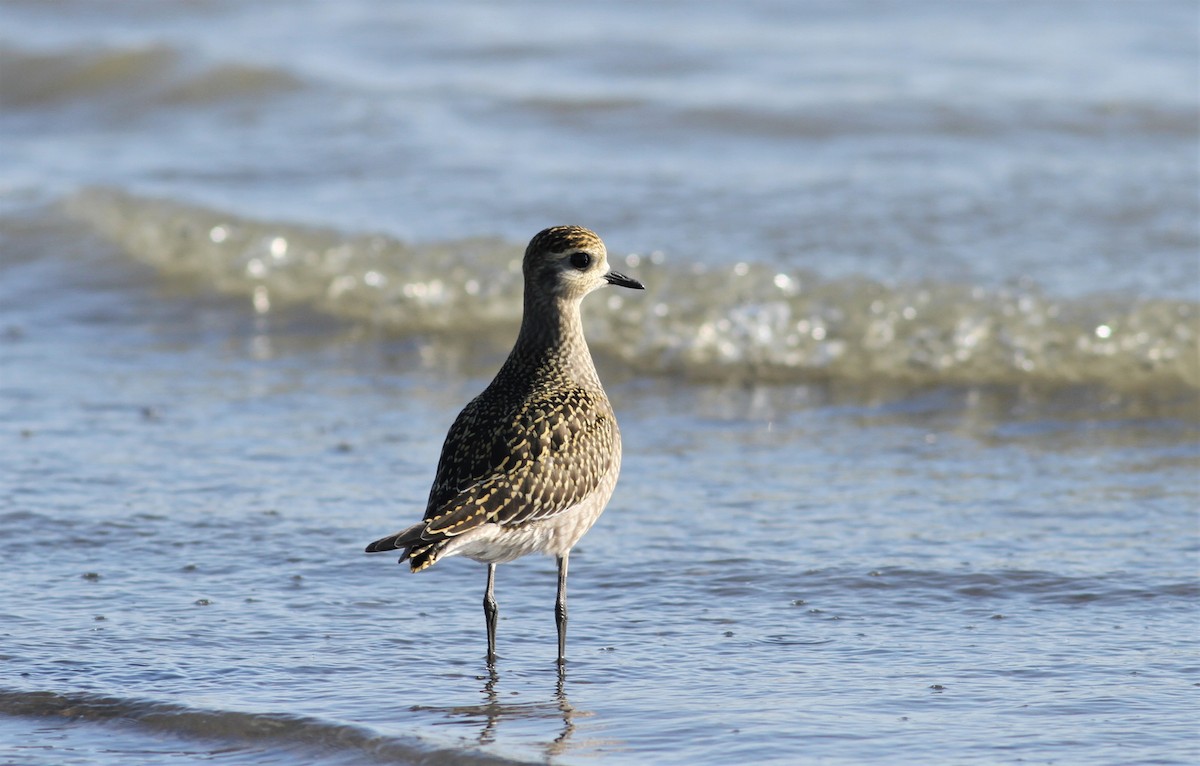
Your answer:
[1,1,1197,764]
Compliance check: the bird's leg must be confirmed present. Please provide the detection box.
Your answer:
[555,553,569,665]
[484,563,498,665]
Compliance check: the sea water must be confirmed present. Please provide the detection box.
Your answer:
[1,1,1197,764]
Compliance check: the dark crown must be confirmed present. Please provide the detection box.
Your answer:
[526,226,604,259]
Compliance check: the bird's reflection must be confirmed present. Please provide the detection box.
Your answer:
[412,663,594,758]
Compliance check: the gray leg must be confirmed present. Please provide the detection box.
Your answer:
[555,554,569,665]
[484,563,498,664]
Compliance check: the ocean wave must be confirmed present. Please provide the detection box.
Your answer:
[823,567,1200,606]
[0,44,303,110]
[515,96,1200,141]
[0,689,522,765]
[62,188,1199,410]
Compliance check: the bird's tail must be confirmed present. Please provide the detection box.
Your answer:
[364,522,425,555]
[365,522,449,572]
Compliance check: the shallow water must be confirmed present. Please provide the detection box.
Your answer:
[2,1,1199,764]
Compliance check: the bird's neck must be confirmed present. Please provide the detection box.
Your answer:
[505,294,601,388]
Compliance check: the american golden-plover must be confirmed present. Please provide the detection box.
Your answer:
[366,225,643,665]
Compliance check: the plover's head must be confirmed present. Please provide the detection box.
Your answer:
[523,225,644,302]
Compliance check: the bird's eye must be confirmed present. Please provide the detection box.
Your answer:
[569,252,591,270]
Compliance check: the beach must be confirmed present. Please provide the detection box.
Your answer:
[1,1,1197,763]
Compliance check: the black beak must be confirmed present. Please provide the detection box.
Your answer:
[604,270,645,290]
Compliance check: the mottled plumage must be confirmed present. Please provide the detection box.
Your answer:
[365,225,643,664]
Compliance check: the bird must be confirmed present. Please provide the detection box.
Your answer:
[365,225,644,665]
